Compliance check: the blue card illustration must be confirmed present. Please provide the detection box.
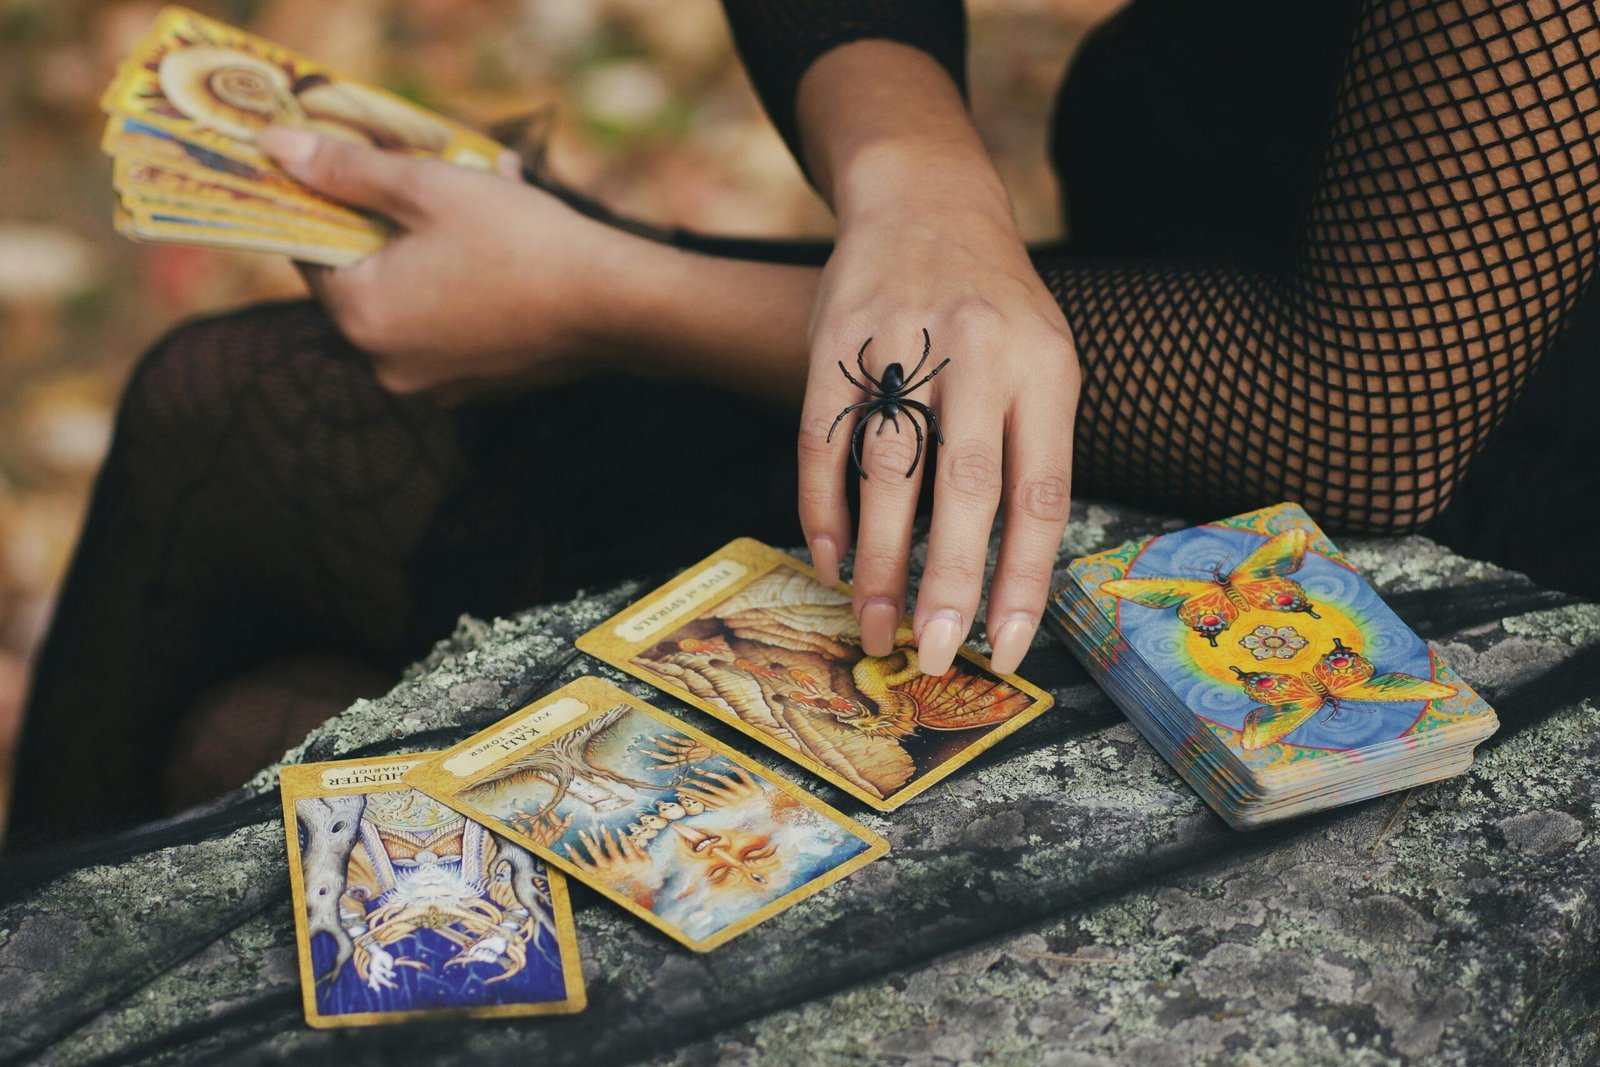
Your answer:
[281,755,585,1028]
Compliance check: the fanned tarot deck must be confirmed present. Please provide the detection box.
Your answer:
[100,7,505,265]
[1048,503,1499,828]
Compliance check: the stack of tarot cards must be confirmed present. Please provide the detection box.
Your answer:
[101,8,505,266]
[1047,503,1499,829]
[282,538,1055,1026]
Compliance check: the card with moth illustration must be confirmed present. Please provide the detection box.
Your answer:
[575,539,1055,811]
[405,676,888,952]
[280,754,585,1028]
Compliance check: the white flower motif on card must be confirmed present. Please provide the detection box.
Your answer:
[1239,624,1308,661]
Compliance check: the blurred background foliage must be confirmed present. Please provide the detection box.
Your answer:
[0,0,1085,825]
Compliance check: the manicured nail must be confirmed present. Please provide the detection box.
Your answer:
[258,125,319,173]
[917,610,964,677]
[859,598,900,657]
[988,617,1037,675]
[811,536,841,587]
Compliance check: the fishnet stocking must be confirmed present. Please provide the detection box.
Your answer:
[732,0,1600,531]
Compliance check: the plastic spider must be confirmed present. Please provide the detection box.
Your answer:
[826,329,951,479]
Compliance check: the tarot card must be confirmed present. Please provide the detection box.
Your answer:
[113,156,386,236]
[104,7,504,172]
[576,539,1055,811]
[119,190,377,245]
[405,676,888,952]
[116,204,380,266]
[104,116,377,226]
[280,754,586,1029]
[1064,503,1497,780]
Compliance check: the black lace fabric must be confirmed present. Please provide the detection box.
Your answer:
[8,304,804,846]
[13,0,1600,845]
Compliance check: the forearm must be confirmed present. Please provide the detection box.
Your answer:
[583,39,1013,409]
[590,233,818,406]
[796,40,1009,224]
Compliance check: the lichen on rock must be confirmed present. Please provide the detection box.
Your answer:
[3,501,1598,1065]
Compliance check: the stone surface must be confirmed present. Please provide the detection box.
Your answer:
[1,500,1596,1066]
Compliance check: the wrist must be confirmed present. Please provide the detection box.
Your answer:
[561,228,675,376]
[578,232,814,403]
[832,137,1012,226]
[796,38,1006,216]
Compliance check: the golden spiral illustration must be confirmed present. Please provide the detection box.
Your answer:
[208,64,280,112]
[158,46,303,140]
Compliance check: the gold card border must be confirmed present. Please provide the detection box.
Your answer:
[404,675,890,954]
[279,753,588,1029]
[575,537,1056,811]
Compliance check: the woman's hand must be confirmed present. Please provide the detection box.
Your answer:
[794,44,1081,679]
[258,125,644,401]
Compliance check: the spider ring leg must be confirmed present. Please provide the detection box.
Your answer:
[900,356,952,396]
[899,398,944,445]
[902,328,932,382]
[826,399,879,444]
[904,406,926,478]
[875,408,901,436]
[854,338,885,391]
[849,409,880,480]
[837,361,880,396]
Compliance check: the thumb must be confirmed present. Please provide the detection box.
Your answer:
[258,125,429,225]
[495,148,524,181]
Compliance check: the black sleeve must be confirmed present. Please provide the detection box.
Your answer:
[721,1,968,165]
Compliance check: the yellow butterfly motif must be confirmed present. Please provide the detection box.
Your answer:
[1101,528,1320,646]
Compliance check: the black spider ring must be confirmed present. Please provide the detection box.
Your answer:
[825,328,950,479]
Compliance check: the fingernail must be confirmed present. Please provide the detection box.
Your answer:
[917,610,964,677]
[859,598,900,658]
[811,536,841,587]
[988,616,1037,675]
[258,125,319,172]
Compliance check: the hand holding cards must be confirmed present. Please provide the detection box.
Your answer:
[101,7,505,265]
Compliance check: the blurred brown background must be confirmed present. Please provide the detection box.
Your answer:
[0,0,1092,829]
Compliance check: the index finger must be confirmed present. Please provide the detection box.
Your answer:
[985,363,1076,674]
[797,327,876,586]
